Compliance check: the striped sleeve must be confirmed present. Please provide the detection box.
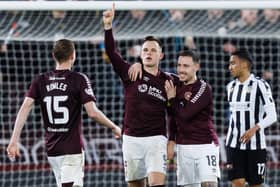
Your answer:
[257,80,277,129]
[257,79,275,106]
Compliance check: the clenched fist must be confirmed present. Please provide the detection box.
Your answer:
[103,3,115,30]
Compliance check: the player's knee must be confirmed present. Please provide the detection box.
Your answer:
[148,172,165,186]
[201,181,218,187]
[128,178,146,187]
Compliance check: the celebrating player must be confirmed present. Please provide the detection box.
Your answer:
[6,39,121,187]
[164,50,220,187]
[103,4,171,187]
[128,50,220,187]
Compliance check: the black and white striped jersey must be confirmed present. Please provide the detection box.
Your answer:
[226,74,277,150]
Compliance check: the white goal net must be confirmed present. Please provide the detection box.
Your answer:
[0,1,279,186]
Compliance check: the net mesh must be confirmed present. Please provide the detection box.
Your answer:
[0,6,279,187]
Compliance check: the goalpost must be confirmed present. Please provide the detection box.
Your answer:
[0,1,279,186]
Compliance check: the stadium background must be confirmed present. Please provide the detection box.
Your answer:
[0,1,279,186]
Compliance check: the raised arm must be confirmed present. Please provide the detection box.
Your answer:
[7,97,34,160]
[84,101,121,139]
[103,3,115,30]
[103,4,130,79]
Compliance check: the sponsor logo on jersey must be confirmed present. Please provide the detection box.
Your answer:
[138,84,166,101]
[147,86,166,101]
[180,101,185,107]
[143,76,150,82]
[47,127,68,132]
[49,76,65,80]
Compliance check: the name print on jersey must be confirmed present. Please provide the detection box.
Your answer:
[46,82,67,92]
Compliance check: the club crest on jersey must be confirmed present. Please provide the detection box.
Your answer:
[184,91,192,101]
[247,86,252,93]
[85,88,94,96]
[138,84,148,93]
[180,101,185,107]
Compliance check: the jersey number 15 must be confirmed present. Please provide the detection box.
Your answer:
[43,96,69,125]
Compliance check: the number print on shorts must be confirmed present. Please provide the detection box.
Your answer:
[43,96,69,124]
[206,155,217,166]
[257,163,265,175]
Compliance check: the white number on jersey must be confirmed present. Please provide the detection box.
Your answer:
[43,96,69,125]
[257,163,265,175]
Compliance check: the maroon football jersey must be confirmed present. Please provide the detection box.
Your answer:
[168,77,219,145]
[105,29,170,137]
[26,70,96,156]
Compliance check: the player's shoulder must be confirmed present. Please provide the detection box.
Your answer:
[254,75,267,84]
[33,72,47,82]
[198,79,211,93]
[199,79,210,87]
[189,79,209,103]
[254,76,271,90]
[159,71,172,79]
[163,72,180,84]
[71,71,90,80]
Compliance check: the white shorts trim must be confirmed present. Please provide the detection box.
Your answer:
[122,135,167,182]
[48,151,84,187]
[176,143,220,186]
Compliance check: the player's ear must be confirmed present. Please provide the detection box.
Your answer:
[69,51,75,61]
[195,62,200,71]
[160,52,164,60]
[52,52,57,62]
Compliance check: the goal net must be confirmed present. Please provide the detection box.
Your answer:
[0,1,279,186]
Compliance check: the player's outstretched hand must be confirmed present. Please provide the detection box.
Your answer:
[112,125,122,139]
[103,3,115,30]
[7,142,20,162]
[128,62,142,81]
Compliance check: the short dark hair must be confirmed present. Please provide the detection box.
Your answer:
[143,36,162,49]
[52,39,75,63]
[178,50,200,63]
[231,49,253,68]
